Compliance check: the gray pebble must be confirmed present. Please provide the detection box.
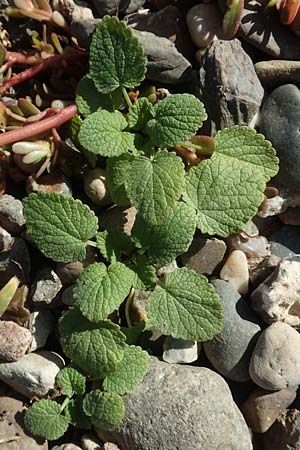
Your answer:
[181,237,226,275]
[0,194,25,235]
[30,266,62,308]
[0,321,32,362]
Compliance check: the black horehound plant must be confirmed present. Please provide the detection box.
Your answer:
[22,16,279,441]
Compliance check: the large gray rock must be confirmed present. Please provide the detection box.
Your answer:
[250,322,300,390]
[198,39,263,135]
[204,280,260,382]
[96,357,253,450]
[260,84,300,188]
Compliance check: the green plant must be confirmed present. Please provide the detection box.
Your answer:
[22,16,279,441]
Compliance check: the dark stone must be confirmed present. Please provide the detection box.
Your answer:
[181,237,226,275]
[264,409,300,450]
[91,0,146,17]
[269,225,300,255]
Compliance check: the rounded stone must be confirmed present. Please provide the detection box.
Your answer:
[260,84,300,188]
[83,168,112,206]
[96,357,252,450]
[263,409,300,450]
[249,322,300,390]
[186,3,221,49]
[204,279,260,382]
[220,249,249,295]
[0,321,32,362]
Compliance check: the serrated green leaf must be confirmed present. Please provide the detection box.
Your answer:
[127,255,157,289]
[184,155,265,237]
[106,154,133,206]
[78,110,136,157]
[23,193,98,263]
[215,126,279,183]
[126,151,185,225]
[74,262,134,322]
[24,400,70,441]
[103,345,149,395]
[70,115,97,168]
[127,97,154,131]
[64,396,92,430]
[131,202,196,267]
[146,94,207,147]
[83,390,125,430]
[55,367,86,397]
[89,16,146,93]
[96,229,134,263]
[59,308,126,378]
[147,268,223,340]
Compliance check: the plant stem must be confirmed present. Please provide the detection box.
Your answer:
[121,86,133,109]
[60,396,70,414]
[180,141,214,156]
[0,104,77,146]
[125,287,135,328]
[86,239,97,248]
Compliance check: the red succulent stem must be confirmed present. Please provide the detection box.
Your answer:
[0,104,77,146]
[5,51,42,66]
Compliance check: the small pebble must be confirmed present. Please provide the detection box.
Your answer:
[52,445,82,450]
[220,249,249,295]
[227,234,270,258]
[26,171,72,197]
[28,310,56,352]
[83,168,112,206]
[163,336,199,364]
[56,246,97,286]
[0,194,25,235]
[30,266,62,308]
[186,3,221,48]
[181,237,226,275]
[0,225,14,252]
[0,321,32,362]
[81,434,103,450]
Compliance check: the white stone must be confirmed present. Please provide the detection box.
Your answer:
[220,250,249,295]
[186,4,221,49]
[0,350,64,398]
[257,187,300,218]
[163,336,199,364]
[83,168,112,206]
[28,310,56,352]
[81,434,103,450]
[0,225,14,251]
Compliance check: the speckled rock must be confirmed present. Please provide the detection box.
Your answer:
[250,322,300,390]
[162,336,199,364]
[186,3,221,48]
[0,195,25,235]
[0,321,31,362]
[181,237,226,275]
[241,386,297,433]
[96,357,253,450]
[204,279,260,382]
[220,249,249,295]
[30,266,62,308]
[263,409,300,450]
[255,60,300,89]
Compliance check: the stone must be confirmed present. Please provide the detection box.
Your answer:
[96,357,252,450]
[100,206,137,237]
[61,285,75,306]
[270,225,300,255]
[0,321,31,362]
[198,39,264,135]
[156,260,178,277]
[263,409,300,450]
[251,256,300,327]
[220,250,249,295]
[0,238,31,285]
[28,310,56,352]
[26,171,72,197]
[81,434,103,450]
[56,246,97,286]
[249,322,300,390]
[186,3,221,49]
[0,350,65,398]
[52,445,82,450]
[260,84,300,188]
[181,236,226,275]
[0,225,14,252]
[257,188,300,218]
[30,266,62,308]
[162,336,199,364]
[71,19,101,49]
[255,60,300,89]
[0,394,48,450]
[103,444,120,450]
[123,0,146,14]
[227,234,270,258]
[249,254,281,289]
[54,0,94,22]
[91,0,146,17]
[129,289,150,324]
[0,194,25,235]
[238,0,300,59]
[204,279,260,382]
[241,387,297,433]
[280,206,300,225]
[83,168,112,206]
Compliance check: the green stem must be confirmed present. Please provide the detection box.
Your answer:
[60,396,70,414]
[125,287,135,328]
[121,86,133,109]
[86,239,97,248]
[179,141,214,156]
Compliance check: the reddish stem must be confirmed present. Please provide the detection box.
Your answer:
[5,51,42,66]
[0,104,77,146]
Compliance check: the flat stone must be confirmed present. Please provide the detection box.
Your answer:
[241,387,297,433]
[220,249,249,295]
[96,357,252,450]
[252,256,300,327]
[30,266,62,308]
[238,0,300,59]
[26,171,72,197]
[162,336,199,364]
[263,409,300,450]
[56,246,97,286]
[0,195,25,235]
[249,322,300,390]
[0,238,31,285]
[186,3,221,48]
[260,84,300,188]
[28,310,56,352]
[255,60,300,89]
[181,237,226,275]
[0,321,31,362]
[204,279,260,382]
[198,39,264,135]
[0,350,65,398]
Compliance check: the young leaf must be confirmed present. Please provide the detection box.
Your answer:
[126,150,185,225]
[131,202,196,267]
[64,396,92,430]
[222,0,244,39]
[0,276,20,317]
[23,193,98,263]
[106,154,133,206]
[89,16,147,94]
[103,345,149,395]
[76,76,124,117]
[78,110,136,157]
[74,262,134,322]
[55,367,86,397]
[83,390,125,430]
[146,94,207,148]
[147,268,223,341]
[59,308,126,378]
[24,400,70,440]
[127,97,154,131]
[96,229,135,263]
